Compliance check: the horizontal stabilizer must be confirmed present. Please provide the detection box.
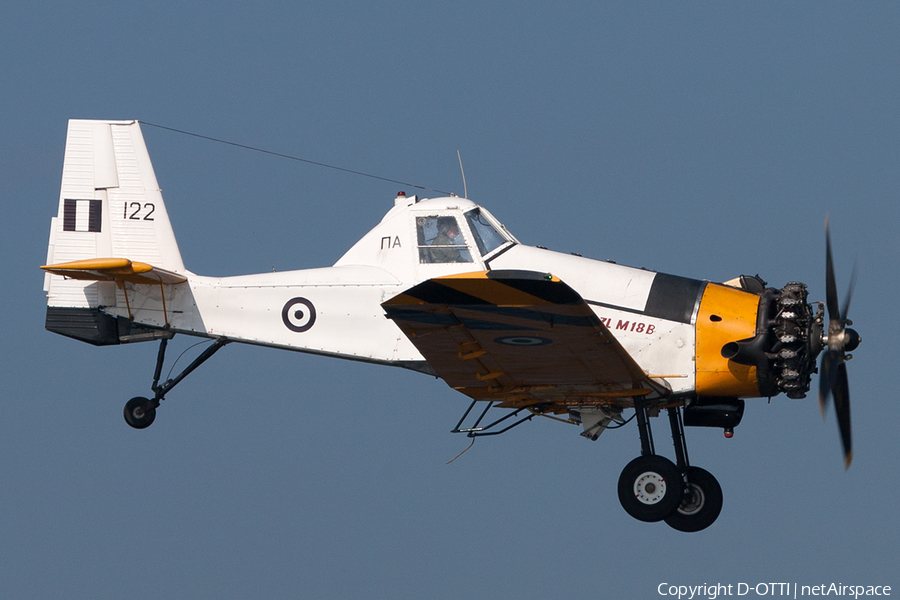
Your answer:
[41,258,187,285]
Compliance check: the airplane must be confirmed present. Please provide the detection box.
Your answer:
[41,119,860,532]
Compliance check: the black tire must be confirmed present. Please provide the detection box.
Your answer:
[124,396,156,429]
[664,466,723,533]
[617,455,683,522]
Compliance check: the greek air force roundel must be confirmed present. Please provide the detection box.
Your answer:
[494,335,553,346]
[282,297,317,332]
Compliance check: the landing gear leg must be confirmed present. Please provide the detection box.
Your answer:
[123,337,229,429]
[617,397,682,522]
[662,405,723,532]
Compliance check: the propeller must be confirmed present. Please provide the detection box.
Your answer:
[818,215,861,468]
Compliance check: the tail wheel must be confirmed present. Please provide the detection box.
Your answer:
[664,466,723,532]
[124,397,156,429]
[617,455,682,522]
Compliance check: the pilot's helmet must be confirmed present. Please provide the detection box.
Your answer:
[437,217,458,234]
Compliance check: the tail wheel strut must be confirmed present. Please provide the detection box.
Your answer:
[123,336,229,429]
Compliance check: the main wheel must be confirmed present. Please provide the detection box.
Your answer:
[664,466,723,532]
[617,455,683,522]
[124,396,156,429]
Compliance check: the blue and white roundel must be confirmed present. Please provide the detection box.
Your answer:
[494,336,553,346]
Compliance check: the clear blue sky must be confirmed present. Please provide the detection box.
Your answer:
[2,2,898,598]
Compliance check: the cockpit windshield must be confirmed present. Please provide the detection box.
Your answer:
[464,208,510,257]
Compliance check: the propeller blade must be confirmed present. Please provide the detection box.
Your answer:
[833,362,852,469]
[818,349,840,414]
[820,216,856,469]
[824,216,840,322]
[840,261,857,324]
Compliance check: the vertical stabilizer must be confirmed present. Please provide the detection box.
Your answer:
[43,120,185,344]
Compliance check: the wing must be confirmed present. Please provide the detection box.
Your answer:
[41,258,187,285]
[382,270,669,412]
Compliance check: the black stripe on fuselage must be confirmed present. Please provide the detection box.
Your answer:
[644,273,706,324]
[587,273,706,324]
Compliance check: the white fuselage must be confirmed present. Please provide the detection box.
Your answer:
[98,197,700,394]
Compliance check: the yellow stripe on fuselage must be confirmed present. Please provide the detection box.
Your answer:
[695,283,761,397]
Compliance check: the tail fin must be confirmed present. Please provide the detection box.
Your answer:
[43,119,185,344]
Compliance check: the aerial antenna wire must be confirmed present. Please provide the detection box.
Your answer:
[165,339,216,381]
[139,120,451,195]
[457,150,468,199]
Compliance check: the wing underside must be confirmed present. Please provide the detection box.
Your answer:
[382,270,669,413]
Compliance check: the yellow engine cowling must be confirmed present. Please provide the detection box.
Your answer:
[695,283,762,398]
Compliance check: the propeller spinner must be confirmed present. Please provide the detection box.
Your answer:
[819,216,861,468]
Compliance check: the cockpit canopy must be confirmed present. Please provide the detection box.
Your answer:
[415,207,511,264]
[333,195,517,279]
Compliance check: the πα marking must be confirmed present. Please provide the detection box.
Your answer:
[380,236,401,249]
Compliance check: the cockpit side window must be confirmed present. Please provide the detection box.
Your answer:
[464,208,509,256]
[416,216,474,264]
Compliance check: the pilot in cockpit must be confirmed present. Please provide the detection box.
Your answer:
[430,217,467,262]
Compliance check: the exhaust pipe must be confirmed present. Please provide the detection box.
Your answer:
[721,335,768,366]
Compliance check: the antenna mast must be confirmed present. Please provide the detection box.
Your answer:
[457,150,468,199]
